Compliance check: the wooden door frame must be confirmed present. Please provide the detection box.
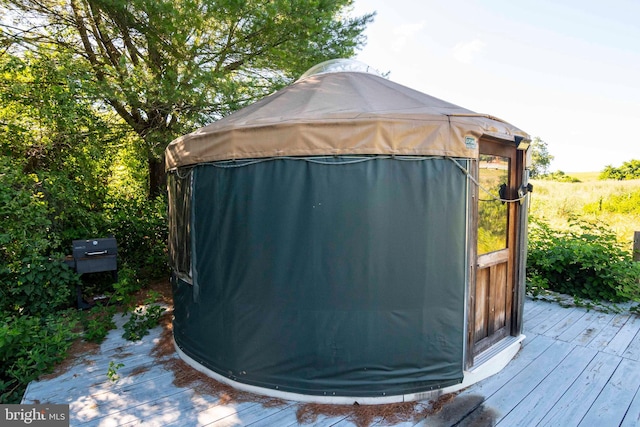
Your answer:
[466,138,525,369]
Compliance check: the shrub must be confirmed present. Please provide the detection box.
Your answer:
[584,190,640,216]
[0,156,85,316]
[600,160,640,180]
[122,303,166,341]
[539,170,581,183]
[109,264,144,307]
[78,305,117,343]
[527,217,640,302]
[0,312,78,403]
[0,255,80,316]
[0,157,54,262]
[105,196,168,279]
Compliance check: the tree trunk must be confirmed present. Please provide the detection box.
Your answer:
[148,156,166,198]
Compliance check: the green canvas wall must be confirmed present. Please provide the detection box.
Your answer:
[171,156,469,397]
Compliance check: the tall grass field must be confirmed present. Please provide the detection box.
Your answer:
[529,173,640,250]
[526,172,640,304]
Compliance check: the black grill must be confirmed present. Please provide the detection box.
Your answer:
[65,238,118,308]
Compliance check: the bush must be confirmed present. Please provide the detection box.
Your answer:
[600,160,640,180]
[77,305,117,343]
[539,170,581,183]
[0,255,80,316]
[0,312,78,403]
[584,190,640,216]
[0,157,54,262]
[527,217,640,302]
[105,196,168,279]
[122,303,166,341]
[0,158,83,315]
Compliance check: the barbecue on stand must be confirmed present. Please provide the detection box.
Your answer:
[64,238,118,309]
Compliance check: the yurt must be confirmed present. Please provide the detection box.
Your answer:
[165,59,532,404]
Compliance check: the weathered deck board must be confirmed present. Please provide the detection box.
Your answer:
[585,313,631,351]
[541,306,589,338]
[21,297,640,426]
[578,358,640,427]
[463,340,575,425]
[620,385,640,427]
[525,306,580,335]
[113,388,221,426]
[601,314,640,357]
[205,402,295,426]
[522,303,562,330]
[555,310,611,343]
[536,351,622,426]
[301,414,351,427]
[496,345,598,426]
[622,326,640,361]
[519,298,548,320]
[174,401,261,427]
[457,334,556,399]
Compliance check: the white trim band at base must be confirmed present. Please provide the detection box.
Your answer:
[173,334,525,405]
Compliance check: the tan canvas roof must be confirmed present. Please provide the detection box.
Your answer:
[165,69,530,171]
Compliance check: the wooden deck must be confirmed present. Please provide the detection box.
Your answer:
[22,297,640,426]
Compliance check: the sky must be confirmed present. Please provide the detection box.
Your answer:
[349,0,640,172]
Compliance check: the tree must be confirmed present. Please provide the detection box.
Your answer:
[1,0,374,195]
[529,136,554,178]
[0,51,131,245]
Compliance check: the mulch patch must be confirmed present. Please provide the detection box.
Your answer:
[130,365,151,377]
[295,393,458,427]
[134,277,174,306]
[40,338,100,380]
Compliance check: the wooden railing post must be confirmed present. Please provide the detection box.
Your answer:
[634,231,640,262]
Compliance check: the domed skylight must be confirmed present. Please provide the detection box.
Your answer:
[298,58,382,81]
